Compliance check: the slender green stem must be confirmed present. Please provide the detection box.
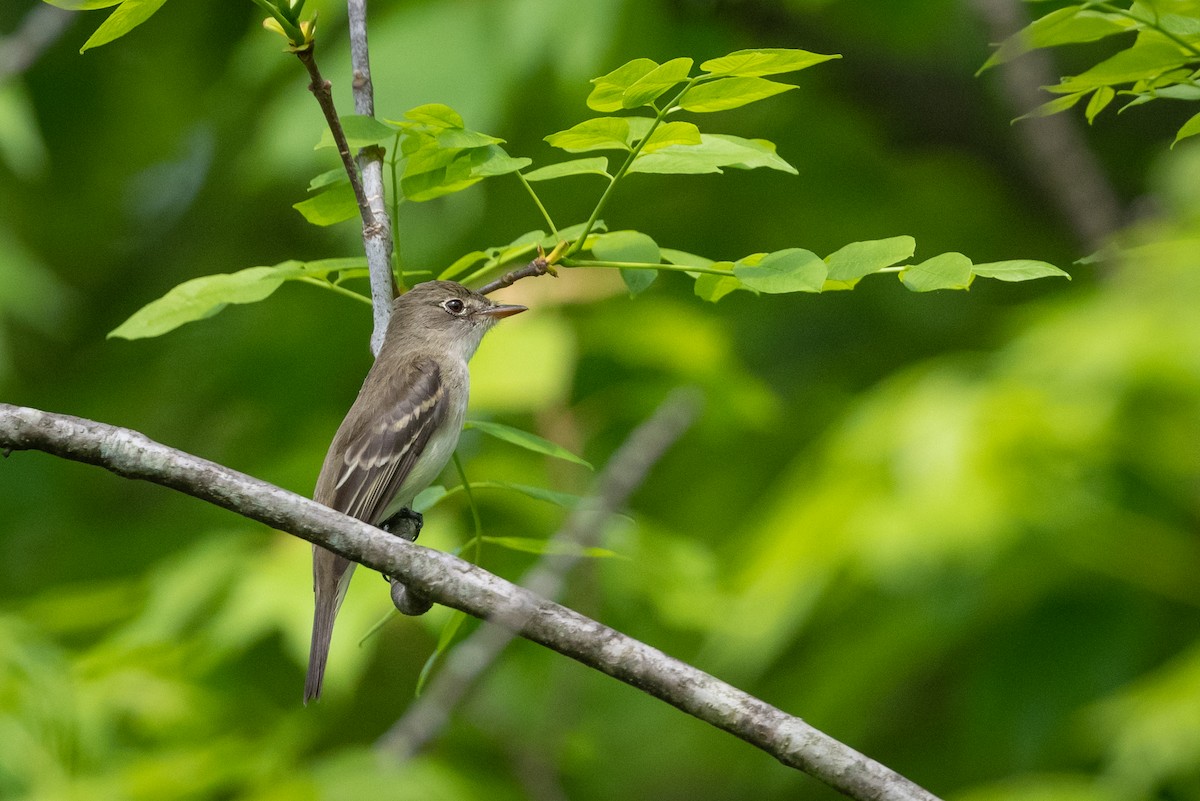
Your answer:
[518,173,560,240]
[452,453,484,565]
[564,258,735,276]
[567,77,702,257]
[298,275,372,304]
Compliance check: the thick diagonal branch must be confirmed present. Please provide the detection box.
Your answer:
[0,403,941,801]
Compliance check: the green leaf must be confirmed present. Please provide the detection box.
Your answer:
[464,420,593,468]
[1018,91,1089,120]
[80,0,169,52]
[734,248,825,293]
[622,58,694,108]
[588,58,660,112]
[979,6,1135,72]
[899,252,974,292]
[1173,110,1200,147]
[412,485,450,513]
[293,182,359,226]
[629,133,796,175]
[693,271,742,302]
[44,0,122,9]
[679,77,797,112]
[1051,37,1192,94]
[825,236,916,281]
[315,115,397,150]
[468,146,531,177]
[523,157,611,182]
[640,121,702,153]
[396,103,465,130]
[416,610,468,695]
[971,259,1070,281]
[490,482,581,508]
[1085,86,1116,123]
[700,48,840,77]
[306,168,348,192]
[439,251,488,281]
[481,537,622,559]
[545,118,632,153]
[108,263,305,339]
[592,230,660,296]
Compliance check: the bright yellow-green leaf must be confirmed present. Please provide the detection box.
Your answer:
[108,264,306,339]
[43,0,122,9]
[545,118,632,153]
[640,121,702,153]
[693,272,742,302]
[80,0,169,52]
[1085,86,1116,124]
[734,248,826,293]
[293,182,359,226]
[824,236,916,281]
[314,115,397,150]
[679,77,797,112]
[700,48,840,77]
[900,252,973,292]
[592,230,660,296]
[629,133,796,175]
[979,6,1135,73]
[587,58,660,112]
[1173,110,1200,147]
[522,157,611,182]
[971,260,1070,281]
[622,58,694,108]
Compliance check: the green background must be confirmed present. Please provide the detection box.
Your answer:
[2,1,1199,799]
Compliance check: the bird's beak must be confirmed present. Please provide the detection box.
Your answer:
[479,304,527,319]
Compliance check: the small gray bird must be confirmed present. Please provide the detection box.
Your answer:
[305,280,526,704]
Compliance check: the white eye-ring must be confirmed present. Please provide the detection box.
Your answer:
[442,298,467,315]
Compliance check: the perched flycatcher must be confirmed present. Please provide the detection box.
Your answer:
[305,280,526,704]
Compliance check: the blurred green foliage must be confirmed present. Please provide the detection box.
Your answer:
[2,1,1199,800]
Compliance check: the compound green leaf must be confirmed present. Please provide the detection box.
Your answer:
[734,248,825,293]
[700,48,839,77]
[980,6,1135,72]
[679,77,796,112]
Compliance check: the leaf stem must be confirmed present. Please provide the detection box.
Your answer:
[298,275,373,304]
[517,172,560,239]
[452,453,484,564]
[567,77,701,257]
[564,257,734,276]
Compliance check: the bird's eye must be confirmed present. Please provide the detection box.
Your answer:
[442,298,466,315]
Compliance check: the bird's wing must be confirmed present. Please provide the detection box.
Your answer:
[315,355,449,525]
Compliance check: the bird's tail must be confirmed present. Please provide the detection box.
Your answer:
[305,545,355,704]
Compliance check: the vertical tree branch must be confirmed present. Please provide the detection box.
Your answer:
[347,0,397,354]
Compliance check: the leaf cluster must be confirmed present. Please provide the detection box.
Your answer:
[981,0,1200,144]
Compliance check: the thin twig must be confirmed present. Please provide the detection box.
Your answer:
[0,402,941,801]
[293,45,374,227]
[477,241,569,295]
[378,389,701,758]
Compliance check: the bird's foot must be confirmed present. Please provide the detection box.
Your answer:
[380,507,423,542]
